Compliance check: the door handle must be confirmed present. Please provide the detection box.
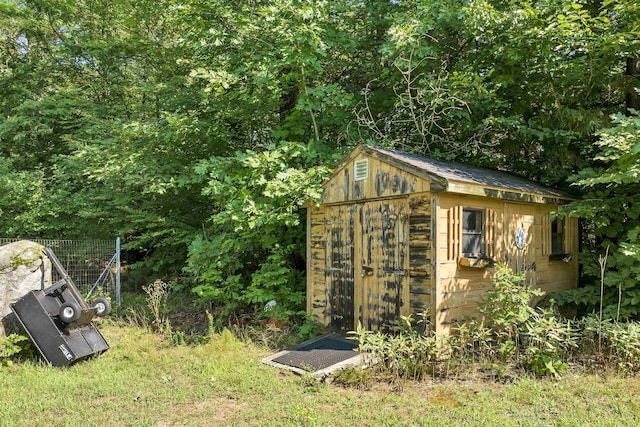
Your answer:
[361,266,374,277]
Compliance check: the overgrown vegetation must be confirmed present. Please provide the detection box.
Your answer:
[1,0,639,323]
[3,324,640,427]
[349,265,640,385]
[184,142,331,318]
[0,334,29,367]
[2,268,639,427]
[558,113,640,318]
[112,277,319,351]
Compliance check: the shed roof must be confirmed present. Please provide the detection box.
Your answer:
[349,145,575,200]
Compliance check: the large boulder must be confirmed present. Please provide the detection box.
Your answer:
[0,240,52,337]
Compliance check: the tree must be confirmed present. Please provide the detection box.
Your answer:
[0,0,392,296]
[561,113,640,319]
[356,0,638,186]
[184,142,330,314]
[1,0,638,321]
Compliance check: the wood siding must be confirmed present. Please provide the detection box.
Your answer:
[308,151,435,331]
[435,195,578,334]
[322,153,430,204]
[357,199,410,330]
[408,193,434,328]
[307,204,327,324]
[307,147,577,334]
[307,198,415,331]
[325,204,357,331]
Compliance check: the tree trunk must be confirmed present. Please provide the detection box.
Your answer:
[626,56,640,113]
[278,67,299,123]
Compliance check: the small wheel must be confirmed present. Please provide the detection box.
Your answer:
[93,298,112,317]
[59,302,81,323]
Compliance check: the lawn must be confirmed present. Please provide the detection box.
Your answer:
[1,324,640,426]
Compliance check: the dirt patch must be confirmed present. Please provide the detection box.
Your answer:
[155,397,248,426]
[429,388,464,408]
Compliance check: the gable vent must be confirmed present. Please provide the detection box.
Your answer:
[354,159,369,181]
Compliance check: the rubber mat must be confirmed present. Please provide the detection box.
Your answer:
[269,333,359,372]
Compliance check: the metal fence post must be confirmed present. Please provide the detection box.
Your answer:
[116,237,121,305]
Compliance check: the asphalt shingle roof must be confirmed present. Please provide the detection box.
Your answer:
[368,145,571,198]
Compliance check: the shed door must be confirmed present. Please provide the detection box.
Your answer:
[325,204,357,332]
[325,199,409,332]
[357,199,409,330]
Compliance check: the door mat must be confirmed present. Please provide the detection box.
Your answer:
[262,333,361,376]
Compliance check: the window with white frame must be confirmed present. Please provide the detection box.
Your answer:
[461,208,484,257]
[447,206,494,262]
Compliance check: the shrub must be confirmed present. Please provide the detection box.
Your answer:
[0,334,29,367]
[580,315,640,374]
[350,314,451,382]
[452,318,495,362]
[565,112,640,319]
[332,366,373,390]
[186,142,331,318]
[520,308,579,377]
[477,264,544,359]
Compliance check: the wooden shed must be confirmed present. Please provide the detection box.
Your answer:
[306,145,578,334]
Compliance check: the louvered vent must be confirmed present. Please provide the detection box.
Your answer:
[354,159,369,181]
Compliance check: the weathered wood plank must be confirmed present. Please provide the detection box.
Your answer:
[322,152,432,204]
[432,194,578,334]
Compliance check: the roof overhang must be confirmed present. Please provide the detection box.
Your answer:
[446,180,576,205]
[322,145,577,205]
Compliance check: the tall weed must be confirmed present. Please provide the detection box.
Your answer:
[477,264,543,354]
[351,313,451,382]
[581,315,640,374]
[452,318,495,362]
[520,309,579,377]
[143,279,171,328]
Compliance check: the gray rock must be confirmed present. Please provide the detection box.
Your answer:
[0,240,52,337]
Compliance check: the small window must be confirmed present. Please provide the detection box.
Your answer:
[551,217,565,255]
[462,208,484,257]
[354,159,368,181]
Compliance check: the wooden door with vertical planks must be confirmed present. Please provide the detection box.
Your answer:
[325,204,357,332]
[356,198,410,330]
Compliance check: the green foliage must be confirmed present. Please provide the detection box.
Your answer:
[186,142,331,315]
[0,334,28,367]
[331,366,373,390]
[296,317,322,342]
[563,113,640,318]
[521,309,579,378]
[359,0,638,187]
[580,315,640,374]
[0,0,366,285]
[451,318,495,362]
[1,0,639,333]
[348,267,640,380]
[524,352,568,379]
[478,264,544,351]
[0,158,49,235]
[350,313,452,382]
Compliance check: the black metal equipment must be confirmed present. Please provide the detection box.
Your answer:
[10,247,111,367]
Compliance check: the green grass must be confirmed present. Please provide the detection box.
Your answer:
[2,324,640,426]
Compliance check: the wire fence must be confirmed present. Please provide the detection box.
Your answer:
[0,238,121,304]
